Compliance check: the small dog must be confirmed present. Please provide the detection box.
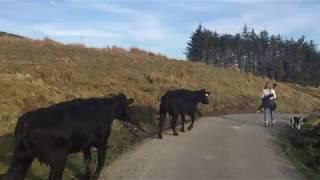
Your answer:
[290,115,305,131]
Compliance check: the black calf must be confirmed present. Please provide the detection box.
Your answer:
[158,89,210,139]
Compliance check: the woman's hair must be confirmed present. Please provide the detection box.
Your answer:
[264,82,270,89]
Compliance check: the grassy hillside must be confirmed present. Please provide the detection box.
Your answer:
[0,35,320,179]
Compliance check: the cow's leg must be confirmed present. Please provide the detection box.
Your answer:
[48,149,67,180]
[6,153,34,180]
[158,111,166,139]
[180,114,186,132]
[188,113,196,131]
[93,131,111,179]
[170,114,178,136]
[93,145,106,179]
[83,148,92,178]
[290,118,293,128]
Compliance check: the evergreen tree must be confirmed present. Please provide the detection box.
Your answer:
[185,24,320,86]
[186,24,205,62]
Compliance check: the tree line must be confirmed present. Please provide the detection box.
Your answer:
[186,24,320,86]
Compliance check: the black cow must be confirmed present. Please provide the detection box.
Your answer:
[158,89,210,139]
[2,94,136,180]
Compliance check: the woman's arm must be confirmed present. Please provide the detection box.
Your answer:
[261,89,267,98]
[272,89,277,99]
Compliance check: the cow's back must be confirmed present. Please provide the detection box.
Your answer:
[15,98,112,155]
[164,89,194,101]
[162,89,197,114]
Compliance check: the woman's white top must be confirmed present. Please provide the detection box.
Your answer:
[262,89,277,99]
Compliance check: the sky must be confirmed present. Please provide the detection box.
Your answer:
[0,0,320,59]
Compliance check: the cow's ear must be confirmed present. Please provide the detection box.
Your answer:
[127,98,134,105]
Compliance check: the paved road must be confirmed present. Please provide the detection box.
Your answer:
[101,114,306,180]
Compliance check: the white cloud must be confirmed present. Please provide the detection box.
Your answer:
[88,2,166,42]
[92,3,142,15]
[32,24,123,39]
[113,18,165,41]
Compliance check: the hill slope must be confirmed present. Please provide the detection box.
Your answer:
[0,35,320,179]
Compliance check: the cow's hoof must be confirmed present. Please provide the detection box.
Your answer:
[187,126,193,131]
[180,129,185,132]
[158,134,163,139]
[83,173,92,180]
[82,175,91,180]
[173,132,179,136]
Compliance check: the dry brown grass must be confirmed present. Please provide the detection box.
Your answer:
[0,35,319,130]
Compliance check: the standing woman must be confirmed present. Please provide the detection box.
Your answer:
[261,82,277,127]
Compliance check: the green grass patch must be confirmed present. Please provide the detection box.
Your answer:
[304,115,320,128]
[278,116,320,180]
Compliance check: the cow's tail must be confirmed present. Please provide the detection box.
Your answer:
[14,116,34,158]
[159,95,167,119]
[4,116,41,178]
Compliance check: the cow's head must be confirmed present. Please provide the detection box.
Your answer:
[113,93,134,121]
[113,94,145,131]
[194,89,210,104]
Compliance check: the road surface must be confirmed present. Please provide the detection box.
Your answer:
[101,114,306,180]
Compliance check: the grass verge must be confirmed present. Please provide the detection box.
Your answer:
[278,115,320,180]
